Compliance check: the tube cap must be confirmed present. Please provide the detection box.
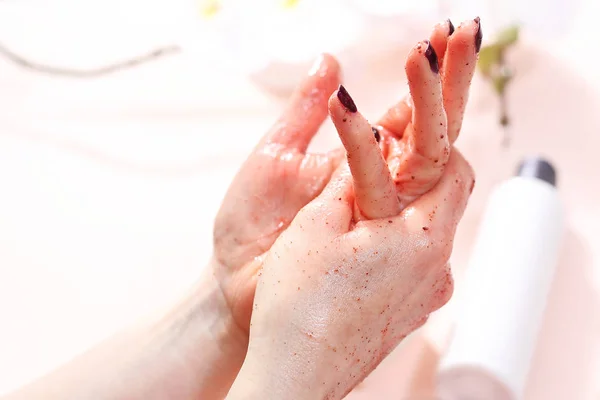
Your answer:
[516,157,557,187]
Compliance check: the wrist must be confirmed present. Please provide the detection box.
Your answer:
[150,261,249,398]
[226,352,325,400]
[5,261,248,400]
[158,259,247,351]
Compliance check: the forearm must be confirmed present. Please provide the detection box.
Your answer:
[227,369,323,400]
[4,263,248,400]
[226,347,327,400]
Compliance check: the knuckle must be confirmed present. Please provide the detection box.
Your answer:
[297,200,332,228]
[428,264,455,312]
[452,148,476,184]
[458,165,475,195]
[433,235,454,263]
[413,314,430,331]
[416,227,454,265]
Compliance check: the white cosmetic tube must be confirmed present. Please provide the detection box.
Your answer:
[437,157,566,400]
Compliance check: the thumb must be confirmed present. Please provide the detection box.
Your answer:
[299,161,354,234]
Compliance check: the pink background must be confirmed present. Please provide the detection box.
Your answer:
[0,1,598,398]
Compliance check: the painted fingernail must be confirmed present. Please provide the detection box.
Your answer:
[372,126,381,142]
[337,85,357,113]
[447,18,455,35]
[474,16,482,53]
[424,40,439,74]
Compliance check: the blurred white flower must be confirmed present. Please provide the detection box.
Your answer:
[187,0,445,94]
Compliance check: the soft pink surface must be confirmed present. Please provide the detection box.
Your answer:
[0,4,599,399]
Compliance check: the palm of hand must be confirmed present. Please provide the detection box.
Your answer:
[212,55,342,333]
[213,145,340,331]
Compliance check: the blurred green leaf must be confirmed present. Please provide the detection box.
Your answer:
[477,24,520,76]
[495,25,520,48]
[477,44,500,76]
[492,74,511,95]
[477,24,520,131]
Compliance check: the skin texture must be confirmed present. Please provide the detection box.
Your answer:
[227,151,475,400]
[227,18,480,400]
[213,54,343,336]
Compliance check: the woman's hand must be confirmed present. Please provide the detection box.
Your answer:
[227,150,474,400]
[331,18,480,219]
[213,18,481,339]
[227,18,480,400]
[212,54,343,334]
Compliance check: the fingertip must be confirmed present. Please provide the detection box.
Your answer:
[328,89,342,116]
[406,40,443,97]
[297,54,342,102]
[474,17,482,53]
[267,54,342,151]
[429,20,452,66]
[405,40,430,80]
[447,18,480,56]
[424,41,440,74]
[309,53,342,84]
[328,85,358,120]
[328,86,365,146]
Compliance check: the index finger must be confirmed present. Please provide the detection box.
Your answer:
[263,53,341,152]
[328,85,400,220]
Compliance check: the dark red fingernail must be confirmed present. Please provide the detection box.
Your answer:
[337,85,357,113]
[474,17,482,53]
[424,40,439,74]
[447,18,455,35]
[372,127,381,142]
